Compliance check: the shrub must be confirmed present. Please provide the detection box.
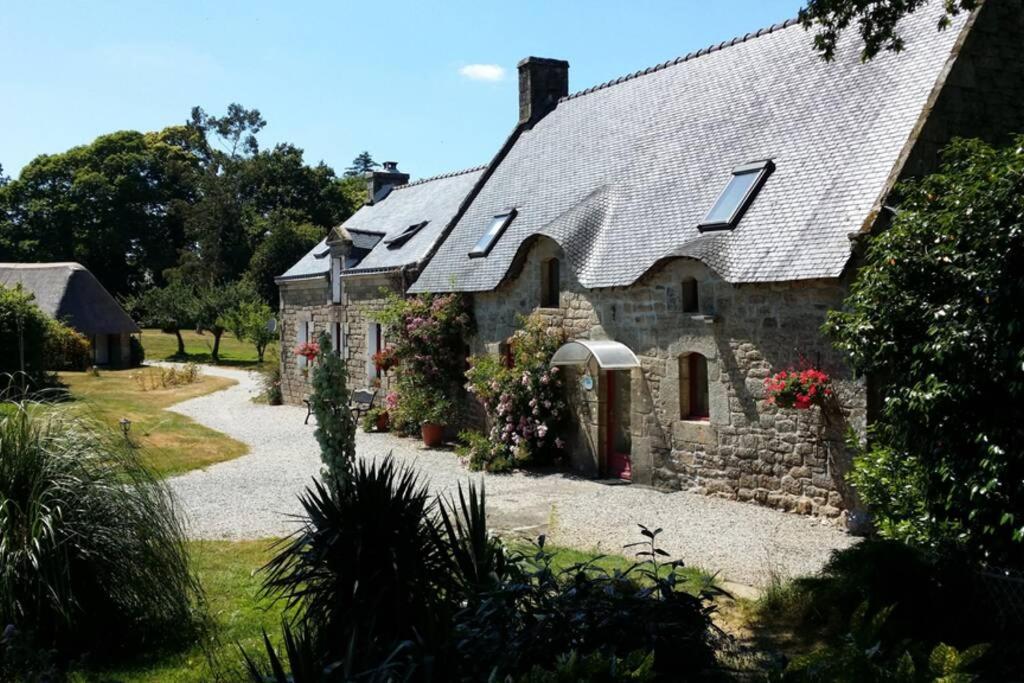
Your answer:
[309,332,356,482]
[464,314,568,471]
[824,136,1024,565]
[259,362,283,405]
[42,320,92,371]
[129,335,145,367]
[0,406,203,670]
[375,291,474,428]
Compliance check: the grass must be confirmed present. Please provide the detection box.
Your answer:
[74,540,285,683]
[58,368,248,477]
[140,328,278,367]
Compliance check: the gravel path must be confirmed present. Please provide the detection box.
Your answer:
[166,365,854,586]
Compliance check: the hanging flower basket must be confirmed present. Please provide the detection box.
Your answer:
[294,341,320,364]
[373,347,398,373]
[764,368,833,410]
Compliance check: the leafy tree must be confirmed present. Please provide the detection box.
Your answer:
[246,214,324,307]
[799,0,976,61]
[309,331,356,483]
[191,281,254,363]
[0,128,200,297]
[123,280,196,356]
[219,299,276,363]
[825,136,1024,565]
[345,151,378,176]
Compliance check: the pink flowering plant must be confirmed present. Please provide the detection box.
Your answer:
[763,367,833,410]
[462,314,568,472]
[294,340,320,363]
[375,291,475,433]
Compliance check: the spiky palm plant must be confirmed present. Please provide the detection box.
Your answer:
[0,404,203,665]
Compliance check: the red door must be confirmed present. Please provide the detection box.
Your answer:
[605,371,632,481]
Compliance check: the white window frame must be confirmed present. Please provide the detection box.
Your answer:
[331,256,343,304]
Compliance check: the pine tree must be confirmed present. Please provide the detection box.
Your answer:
[310,332,356,484]
[345,151,379,177]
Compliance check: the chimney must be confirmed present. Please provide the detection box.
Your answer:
[518,57,569,126]
[365,161,410,204]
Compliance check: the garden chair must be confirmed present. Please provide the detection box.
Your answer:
[304,388,377,425]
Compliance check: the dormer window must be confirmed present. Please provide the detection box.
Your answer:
[469,209,517,258]
[384,221,428,248]
[698,160,774,231]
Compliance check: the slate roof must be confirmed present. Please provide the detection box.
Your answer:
[277,228,384,281]
[277,167,484,282]
[411,4,969,293]
[0,262,140,335]
[342,167,485,275]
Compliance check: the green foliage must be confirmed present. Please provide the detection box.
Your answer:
[825,136,1024,565]
[252,463,724,680]
[0,284,92,389]
[782,602,988,682]
[123,280,196,356]
[0,406,204,673]
[246,214,323,308]
[345,150,379,176]
[259,362,284,405]
[191,280,255,363]
[309,332,356,482]
[219,298,275,363]
[847,440,933,546]
[798,0,975,62]
[360,406,388,432]
[464,313,569,471]
[376,291,475,428]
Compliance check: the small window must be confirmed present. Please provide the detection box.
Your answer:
[469,209,517,258]
[541,258,560,307]
[679,353,710,420]
[681,277,699,313]
[699,160,774,231]
[384,221,428,248]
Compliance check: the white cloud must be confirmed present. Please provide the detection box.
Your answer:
[458,64,506,82]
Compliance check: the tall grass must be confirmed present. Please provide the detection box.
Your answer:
[0,403,204,670]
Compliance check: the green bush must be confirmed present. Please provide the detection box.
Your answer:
[129,335,145,367]
[258,362,283,405]
[0,406,204,672]
[249,458,724,681]
[824,136,1024,564]
[0,284,53,382]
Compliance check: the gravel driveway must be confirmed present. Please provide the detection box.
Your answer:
[166,365,854,586]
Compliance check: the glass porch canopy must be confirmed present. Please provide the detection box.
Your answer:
[550,339,641,370]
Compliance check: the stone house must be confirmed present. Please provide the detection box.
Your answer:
[276,163,483,406]
[407,1,1024,521]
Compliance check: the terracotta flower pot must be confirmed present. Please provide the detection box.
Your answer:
[421,423,444,447]
[375,412,391,432]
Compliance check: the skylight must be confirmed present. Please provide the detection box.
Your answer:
[698,160,774,231]
[384,221,428,248]
[469,209,516,258]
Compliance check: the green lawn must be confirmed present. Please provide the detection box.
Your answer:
[75,540,285,683]
[74,541,699,682]
[140,328,278,367]
[60,369,248,477]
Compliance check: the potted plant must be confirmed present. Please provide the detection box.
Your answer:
[361,407,390,433]
[415,393,454,448]
[764,367,833,410]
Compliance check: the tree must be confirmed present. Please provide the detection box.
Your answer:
[310,331,357,483]
[345,151,378,177]
[799,0,976,61]
[191,281,254,363]
[219,299,276,363]
[123,281,196,356]
[246,214,324,307]
[824,135,1024,565]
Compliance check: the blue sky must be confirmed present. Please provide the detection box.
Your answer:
[1,1,803,181]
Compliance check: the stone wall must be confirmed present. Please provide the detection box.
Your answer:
[472,237,866,521]
[278,274,401,407]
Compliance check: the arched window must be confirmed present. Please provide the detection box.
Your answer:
[679,352,710,420]
[541,258,561,308]
[681,277,699,313]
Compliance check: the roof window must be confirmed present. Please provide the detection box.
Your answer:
[384,221,428,248]
[698,160,774,231]
[469,209,516,258]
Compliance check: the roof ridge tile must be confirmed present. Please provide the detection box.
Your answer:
[393,164,487,191]
[560,15,800,103]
